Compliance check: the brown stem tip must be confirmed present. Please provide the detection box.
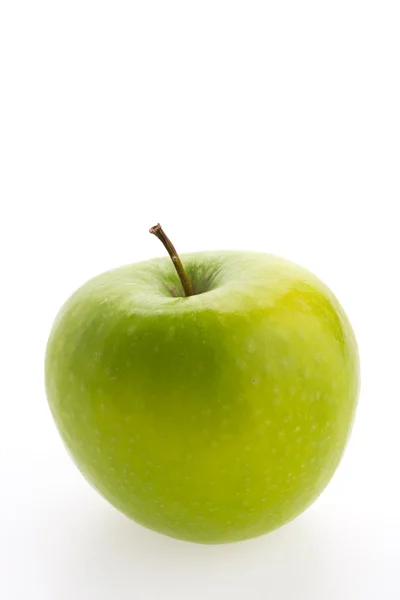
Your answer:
[149,223,193,297]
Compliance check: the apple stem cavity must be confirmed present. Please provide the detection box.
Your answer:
[149,223,193,297]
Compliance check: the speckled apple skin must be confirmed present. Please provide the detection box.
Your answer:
[45,251,359,544]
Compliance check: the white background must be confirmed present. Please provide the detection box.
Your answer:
[1,1,399,599]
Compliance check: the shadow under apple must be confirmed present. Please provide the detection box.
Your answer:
[39,495,339,600]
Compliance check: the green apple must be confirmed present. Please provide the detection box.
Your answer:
[45,226,359,544]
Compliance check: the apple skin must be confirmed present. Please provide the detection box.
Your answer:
[45,251,359,544]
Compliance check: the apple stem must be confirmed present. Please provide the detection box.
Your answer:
[149,224,193,297]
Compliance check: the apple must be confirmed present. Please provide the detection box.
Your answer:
[45,225,359,544]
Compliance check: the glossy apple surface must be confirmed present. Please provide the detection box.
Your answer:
[45,251,359,543]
